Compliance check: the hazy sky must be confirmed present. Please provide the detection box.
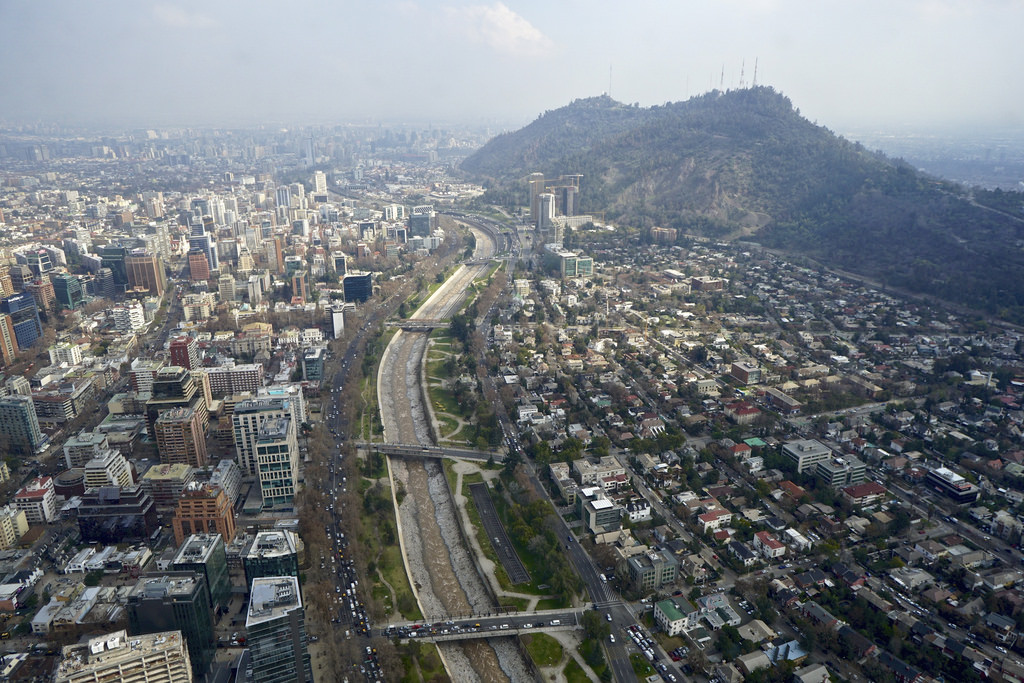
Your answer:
[1,0,1022,132]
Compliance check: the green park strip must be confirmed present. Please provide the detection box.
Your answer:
[357,478,422,622]
[563,658,589,683]
[522,632,563,668]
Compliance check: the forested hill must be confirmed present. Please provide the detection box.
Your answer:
[461,87,1024,324]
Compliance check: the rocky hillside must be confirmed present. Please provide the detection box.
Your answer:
[462,88,1024,323]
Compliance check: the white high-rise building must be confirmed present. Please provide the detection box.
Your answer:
[275,186,291,211]
[83,450,133,489]
[537,192,556,231]
[210,197,226,226]
[49,342,83,366]
[232,397,295,476]
[111,302,146,332]
[254,416,299,508]
[313,170,327,194]
[331,305,346,339]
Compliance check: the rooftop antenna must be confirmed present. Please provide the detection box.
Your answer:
[739,59,746,89]
[753,57,758,87]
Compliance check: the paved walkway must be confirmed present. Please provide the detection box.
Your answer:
[546,629,603,683]
[425,339,474,444]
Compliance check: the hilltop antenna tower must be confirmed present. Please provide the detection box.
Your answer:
[752,57,758,87]
[608,64,612,97]
[739,59,746,89]
[720,65,725,90]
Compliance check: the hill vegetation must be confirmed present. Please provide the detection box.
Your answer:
[462,88,1024,324]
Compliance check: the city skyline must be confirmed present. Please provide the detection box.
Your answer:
[0,1,1022,133]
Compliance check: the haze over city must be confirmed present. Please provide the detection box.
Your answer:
[1,0,1023,132]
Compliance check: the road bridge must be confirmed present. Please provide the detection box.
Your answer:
[386,319,450,331]
[359,442,504,462]
[381,610,583,643]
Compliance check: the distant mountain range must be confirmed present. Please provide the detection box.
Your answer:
[461,88,1024,325]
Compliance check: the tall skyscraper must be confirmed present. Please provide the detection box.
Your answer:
[191,197,211,221]
[254,416,298,509]
[98,244,129,292]
[127,573,214,679]
[408,205,435,237]
[92,267,116,299]
[246,576,312,683]
[304,137,314,167]
[218,273,236,301]
[331,252,348,275]
[331,304,346,339]
[187,250,210,282]
[188,225,218,272]
[24,278,55,312]
[536,192,556,231]
[275,186,291,211]
[0,293,43,350]
[23,250,54,278]
[54,630,193,683]
[0,266,14,298]
[0,394,43,455]
[528,171,546,222]
[343,272,372,303]
[146,366,210,440]
[51,273,85,310]
[290,270,309,302]
[0,313,18,366]
[172,532,232,611]
[232,397,294,476]
[243,531,300,586]
[126,249,166,296]
[155,406,208,468]
[237,246,255,275]
[7,264,31,293]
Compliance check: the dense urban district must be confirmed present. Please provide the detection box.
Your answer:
[0,123,1022,683]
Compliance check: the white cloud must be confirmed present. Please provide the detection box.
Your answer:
[445,2,554,58]
[152,4,217,29]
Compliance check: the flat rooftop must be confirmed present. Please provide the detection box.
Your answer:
[257,416,291,440]
[141,463,193,481]
[55,629,184,678]
[246,576,302,627]
[246,531,296,558]
[129,574,202,600]
[173,533,223,564]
